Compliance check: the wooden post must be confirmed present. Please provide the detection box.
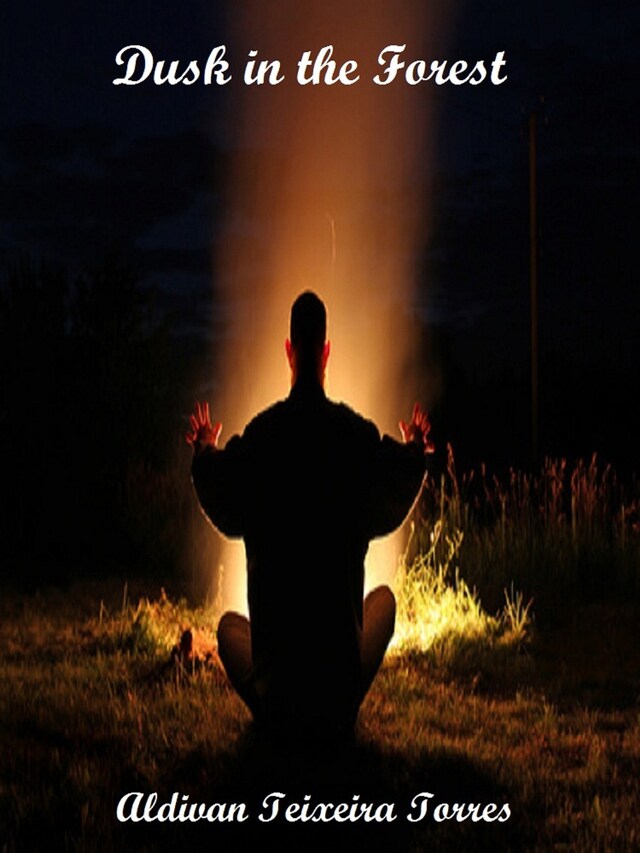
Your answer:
[529,111,539,467]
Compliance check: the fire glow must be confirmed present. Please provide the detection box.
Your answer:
[211,2,451,614]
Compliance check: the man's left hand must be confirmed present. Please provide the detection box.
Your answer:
[186,401,222,453]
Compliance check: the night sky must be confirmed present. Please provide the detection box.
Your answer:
[2,0,639,470]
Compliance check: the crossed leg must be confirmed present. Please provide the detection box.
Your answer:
[216,611,260,717]
[361,585,396,696]
[217,585,396,724]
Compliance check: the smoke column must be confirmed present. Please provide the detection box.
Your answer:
[211,1,448,611]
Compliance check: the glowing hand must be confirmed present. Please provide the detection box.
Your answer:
[186,401,222,453]
[399,402,435,454]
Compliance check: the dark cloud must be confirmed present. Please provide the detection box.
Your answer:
[2,1,638,353]
[0,122,222,284]
[1,122,116,166]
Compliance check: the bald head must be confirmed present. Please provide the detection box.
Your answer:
[290,291,326,351]
[286,291,330,387]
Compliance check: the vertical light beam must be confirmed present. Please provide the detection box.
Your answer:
[211,1,449,611]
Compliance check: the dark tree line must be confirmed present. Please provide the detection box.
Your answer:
[0,252,192,584]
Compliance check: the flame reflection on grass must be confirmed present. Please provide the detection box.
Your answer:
[392,520,531,660]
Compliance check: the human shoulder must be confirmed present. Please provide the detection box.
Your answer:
[327,398,381,442]
[241,398,289,439]
[240,393,380,444]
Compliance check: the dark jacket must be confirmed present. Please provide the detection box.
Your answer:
[192,380,425,729]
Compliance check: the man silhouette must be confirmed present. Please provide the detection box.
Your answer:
[187,291,432,738]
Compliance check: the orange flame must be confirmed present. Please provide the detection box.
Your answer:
[211,2,451,612]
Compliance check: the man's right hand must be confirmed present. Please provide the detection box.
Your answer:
[186,401,222,453]
[399,402,435,454]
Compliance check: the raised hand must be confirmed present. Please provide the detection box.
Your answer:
[399,402,435,454]
[186,401,222,452]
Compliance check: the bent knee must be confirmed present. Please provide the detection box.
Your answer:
[364,585,396,633]
[217,610,250,645]
[366,584,396,611]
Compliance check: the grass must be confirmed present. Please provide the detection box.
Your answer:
[1,453,638,851]
[1,578,638,852]
[414,450,640,619]
[393,518,532,664]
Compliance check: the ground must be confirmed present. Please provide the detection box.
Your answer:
[0,580,638,851]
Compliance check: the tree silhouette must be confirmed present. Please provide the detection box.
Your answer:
[0,251,183,582]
